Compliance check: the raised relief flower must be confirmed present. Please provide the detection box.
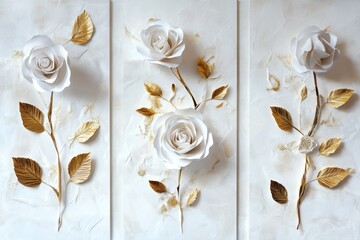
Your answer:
[137,19,185,68]
[291,26,340,73]
[22,35,71,92]
[153,109,213,169]
[298,135,317,154]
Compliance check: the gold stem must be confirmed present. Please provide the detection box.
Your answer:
[308,72,320,137]
[296,154,310,230]
[160,96,177,110]
[171,68,198,109]
[47,92,62,231]
[177,168,183,233]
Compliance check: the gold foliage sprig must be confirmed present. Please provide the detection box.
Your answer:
[12,10,97,231]
[269,70,355,230]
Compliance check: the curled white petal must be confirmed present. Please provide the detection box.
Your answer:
[291,26,340,73]
[153,109,213,169]
[137,20,185,68]
[298,136,317,154]
[21,35,71,92]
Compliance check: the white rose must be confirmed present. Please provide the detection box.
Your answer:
[153,109,213,169]
[298,136,317,154]
[290,26,340,73]
[22,35,71,92]
[137,19,185,68]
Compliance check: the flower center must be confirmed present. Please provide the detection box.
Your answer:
[37,56,52,69]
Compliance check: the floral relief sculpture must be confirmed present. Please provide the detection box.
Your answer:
[136,19,228,232]
[269,26,354,229]
[12,11,99,231]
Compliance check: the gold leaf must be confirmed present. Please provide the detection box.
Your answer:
[300,86,307,102]
[136,107,155,117]
[169,84,176,102]
[167,196,178,207]
[149,180,166,193]
[13,157,42,187]
[68,153,92,184]
[197,57,214,79]
[70,10,94,45]
[186,188,199,206]
[270,106,293,131]
[270,180,288,204]
[72,121,100,143]
[211,85,228,100]
[144,82,163,97]
[19,102,45,133]
[327,89,354,108]
[216,102,224,109]
[317,167,352,188]
[319,138,342,156]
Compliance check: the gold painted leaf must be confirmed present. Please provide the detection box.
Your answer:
[68,153,92,184]
[73,121,100,143]
[300,86,307,102]
[319,138,342,156]
[136,107,155,117]
[144,82,162,97]
[169,84,176,102]
[317,167,352,188]
[13,157,42,187]
[197,57,214,79]
[216,102,224,109]
[19,102,45,133]
[186,188,199,206]
[211,85,228,100]
[327,89,354,108]
[149,180,166,193]
[70,10,94,45]
[270,106,293,131]
[270,180,288,204]
[167,196,178,207]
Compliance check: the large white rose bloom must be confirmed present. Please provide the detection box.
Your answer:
[291,26,340,73]
[22,35,71,92]
[153,109,213,169]
[137,20,185,68]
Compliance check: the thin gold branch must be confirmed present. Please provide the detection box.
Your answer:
[170,68,198,109]
[160,96,177,110]
[296,154,310,230]
[177,168,183,233]
[308,72,320,137]
[47,92,63,231]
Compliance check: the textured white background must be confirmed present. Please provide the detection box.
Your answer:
[250,0,360,239]
[0,1,110,239]
[0,0,296,239]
